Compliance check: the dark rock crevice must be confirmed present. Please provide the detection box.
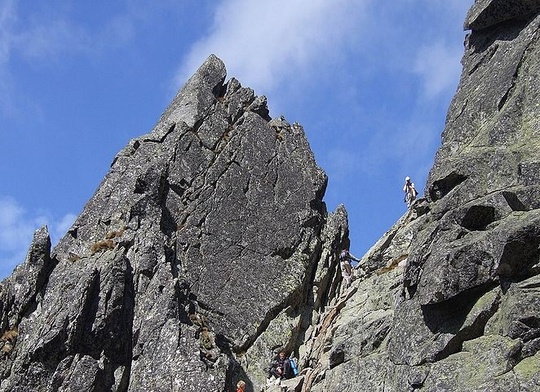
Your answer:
[502,190,529,211]
[428,172,468,202]
[422,284,500,362]
[460,205,497,230]
[497,227,540,278]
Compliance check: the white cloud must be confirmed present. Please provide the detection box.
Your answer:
[0,0,16,64]
[0,197,34,278]
[175,0,371,94]
[0,1,94,63]
[53,213,77,243]
[414,40,463,99]
[0,0,14,112]
[15,19,92,60]
[0,1,155,117]
[0,1,163,67]
[0,196,75,279]
[0,197,34,252]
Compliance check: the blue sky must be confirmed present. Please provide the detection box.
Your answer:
[0,0,472,279]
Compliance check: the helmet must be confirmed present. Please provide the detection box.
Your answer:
[405,176,410,181]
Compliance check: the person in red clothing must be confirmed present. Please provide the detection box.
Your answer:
[236,380,246,392]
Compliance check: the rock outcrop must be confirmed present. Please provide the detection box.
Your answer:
[299,1,540,391]
[0,55,348,391]
[1,1,540,391]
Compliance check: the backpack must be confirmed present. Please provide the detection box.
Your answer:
[289,357,299,376]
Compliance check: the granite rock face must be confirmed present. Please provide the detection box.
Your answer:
[0,55,348,391]
[2,1,540,391]
[300,1,540,391]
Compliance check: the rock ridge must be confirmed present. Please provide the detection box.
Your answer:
[0,54,347,392]
[1,1,540,391]
[297,1,540,391]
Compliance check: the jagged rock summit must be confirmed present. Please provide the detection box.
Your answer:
[0,55,349,391]
[2,0,540,391]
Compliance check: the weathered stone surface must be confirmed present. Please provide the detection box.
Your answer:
[465,0,540,30]
[485,274,540,353]
[2,1,540,391]
[0,226,55,331]
[407,3,540,307]
[297,1,540,391]
[0,55,346,392]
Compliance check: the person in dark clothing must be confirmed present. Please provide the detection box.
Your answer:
[268,350,293,380]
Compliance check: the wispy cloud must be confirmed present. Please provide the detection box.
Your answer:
[0,197,32,252]
[16,20,92,61]
[0,0,16,116]
[0,1,88,118]
[175,0,372,94]
[0,196,75,278]
[0,1,94,63]
[0,0,16,64]
[0,1,186,69]
[414,40,463,99]
[0,196,37,278]
[0,1,164,117]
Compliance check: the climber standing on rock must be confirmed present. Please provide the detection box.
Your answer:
[403,176,418,208]
[340,248,360,290]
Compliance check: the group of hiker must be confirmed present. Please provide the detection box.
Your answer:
[236,176,419,390]
[234,350,299,390]
[260,248,365,387]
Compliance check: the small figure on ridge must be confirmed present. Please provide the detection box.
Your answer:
[403,176,418,208]
[340,248,361,290]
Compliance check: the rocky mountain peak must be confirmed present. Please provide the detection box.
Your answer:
[1,1,540,391]
[0,52,347,391]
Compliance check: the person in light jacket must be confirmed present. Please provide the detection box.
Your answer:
[340,249,360,289]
